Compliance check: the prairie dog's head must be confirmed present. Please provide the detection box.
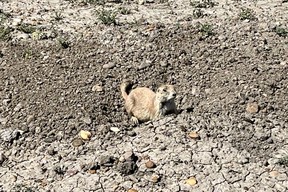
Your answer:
[156,84,176,102]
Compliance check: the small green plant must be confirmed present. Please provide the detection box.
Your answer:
[198,23,214,36]
[0,9,11,24]
[58,38,70,49]
[277,156,288,166]
[190,0,218,8]
[17,23,37,34]
[274,26,288,37]
[0,26,11,40]
[119,7,131,15]
[96,9,117,25]
[238,8,256,20]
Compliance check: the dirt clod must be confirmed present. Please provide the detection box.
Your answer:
[145,160,156,168]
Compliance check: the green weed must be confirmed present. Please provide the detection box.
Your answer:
[190,0,218,8]
[58,38,70,49]
[17,23,37,34]
[238,8,257,20]
[198,23,214,36]
[96,9,117,25]
[277,156,288,166]
[274,26,288,37]
[0,26,11,40]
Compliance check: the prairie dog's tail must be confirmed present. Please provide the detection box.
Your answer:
[120,79,133,101]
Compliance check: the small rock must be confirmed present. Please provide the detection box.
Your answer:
[188,131,200,139]
[269,170,279,177]
[16,33,29,40]
[27,115,35,124]
[35,127,42,134]
[92,84,103,92]
[128,189,138,192]
[72,138,84,147]
[127,131,136,136]
[81,116,92,124]
[0,129,22,142]
[118,161,138,175]
[14,103,23,112]
[246,103,259,114]
[151,174,160,183]
[138,0,145,4]
[110,127,120,133]
[88,169,97,174]
[160,61,168,67]
[12,18,22,26]
[186,177,197,186]
[2,99,11,105]
[79,130,92,140]
[0,117,8,125]
[145,160,156,168]
[138,60,152,70]
[103,63,116,69]
[47,148,57,156]
[99,155,115,167]
[120,151,138,162]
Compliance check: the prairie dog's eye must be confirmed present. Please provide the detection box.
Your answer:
[162,88,167,92]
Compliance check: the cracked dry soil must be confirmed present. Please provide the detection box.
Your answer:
[0,0,288,191]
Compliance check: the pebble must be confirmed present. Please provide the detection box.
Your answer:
[246,102,259,113]
[13,102,23,112]
[99,155,115,167]
[92,84,103,92]
[138,60,152,70]
[119,151,138,162]
[47,148,57,156]
[188,131,200,139]
[145,160,156,168]
[118,161,138,175]
[110,127,120,133]
[128,189,138,192]
[0,129,22,142]
[0,117,8,125]
[12,18,22,26]
[35,127,42,134]
[26,115,35,124]
[151,174,160,183]
[186,177,197,186]
[79,130,92,140]
[127,131,136,136]
[88,169,97,174]
[81,116,92,124]
[2,99,11,106]
[15,33,29,40]
[269,170,279,177]
[103,63,116,69]
[72,138,84,147]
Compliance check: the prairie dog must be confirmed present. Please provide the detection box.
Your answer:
[120,80,177,124]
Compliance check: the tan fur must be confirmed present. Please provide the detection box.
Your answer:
[120,80,177,124]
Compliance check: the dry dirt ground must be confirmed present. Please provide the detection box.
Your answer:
[0,0,288,191]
